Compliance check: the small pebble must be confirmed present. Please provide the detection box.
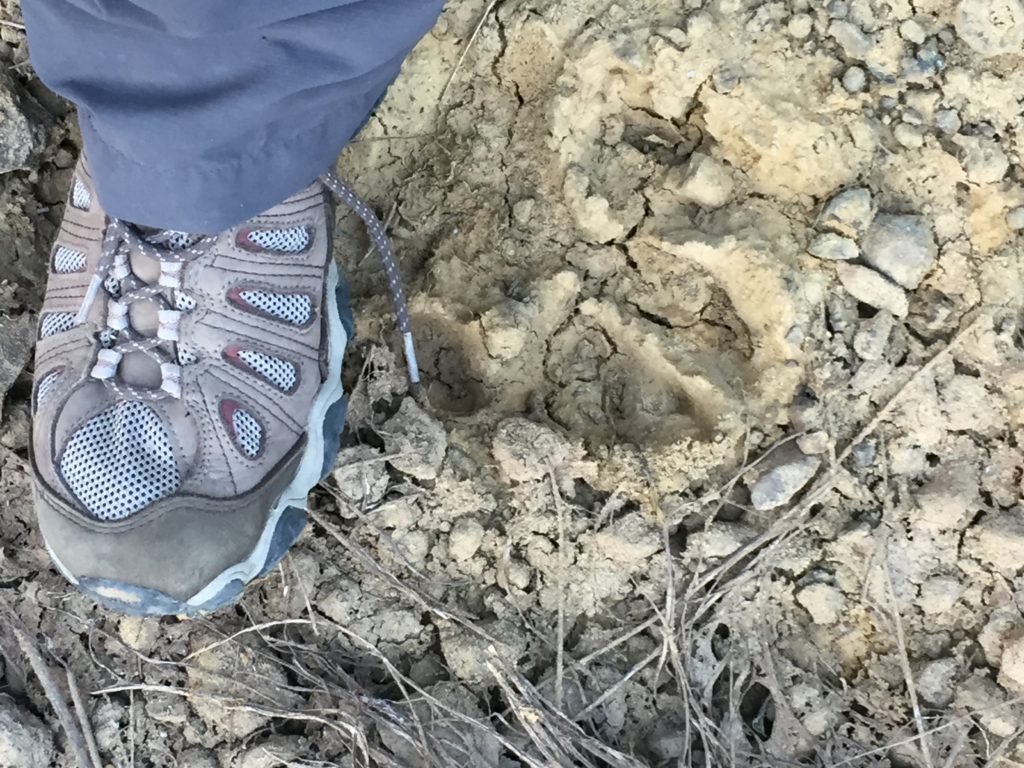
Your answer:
[827,0,849,19]
[901,107,924,125]
[788,13,813,39]
[808,232,859,261]
[841,66,867,93]
[935,109,961,134]
[879,96,899,112]
[899,19,927,45]
[894,122,925,149]
[853,310,895,361]
[860,214,937,289]
[1006,207,1024,230]
[749,454,821,511]
[836,263,909,317]
[820,187,874,235]
[797,431,830,455]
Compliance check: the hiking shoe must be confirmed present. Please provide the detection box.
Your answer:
[30,160,355,616]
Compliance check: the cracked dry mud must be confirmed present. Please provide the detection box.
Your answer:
[0,0,1023,766]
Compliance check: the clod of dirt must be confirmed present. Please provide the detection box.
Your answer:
[795,583,844,625]
[835,263,909,317]
[998,635,1024,695]
[979,607,1023,667]
[954,0,1024,57]
[860,214,936,289]
[381,399,447,481]
[808,233,858,261]
[952,135,1010,184]
[0,401,30,450]
[438,618,528,684]
[492,417,575,482]
[332,445,389,505]
[957,674,1021,737]
[448,516,485,561]
[917,657,958,706]
[186,630,296,738]
[0,72,46,174]
[749,453,820,511]
[234,736,303,768]
[853,311,895,361]
[963,514,1024,576]
[0,313,35,419]
[0,695,53,768]
[663,151,734,209]
[118,616,160,654]
[893,123,925,150]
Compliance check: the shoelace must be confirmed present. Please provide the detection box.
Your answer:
[76,174,420,401]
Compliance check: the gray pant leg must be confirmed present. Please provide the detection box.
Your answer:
[22,0,444,231]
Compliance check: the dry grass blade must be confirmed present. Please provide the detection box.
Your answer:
[0,596,97,768]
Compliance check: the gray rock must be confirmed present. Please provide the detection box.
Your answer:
[841,66,867,93]
[853,310,895,361]
[820,187,874,236]
[955,0,1024,57]
[1007,207,1024,230]
[0,314,35,420]
[836,263,909,317]
[382,399,448,481]
[808,233,859,261]
[0,72,46,174]
[826,0,849,18]
[860,214,937,289]
[0,695,53,768]
[954,135,1010,184]
[750,453,821,511]
[935,109,962,134]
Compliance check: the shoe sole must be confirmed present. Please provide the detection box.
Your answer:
[49,261,352,617]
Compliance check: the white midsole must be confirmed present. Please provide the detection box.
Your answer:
[48,261,348,608]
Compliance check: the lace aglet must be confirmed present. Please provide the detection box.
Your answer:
[403,331,421,388]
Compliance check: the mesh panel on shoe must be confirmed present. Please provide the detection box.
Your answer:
[245,227,310,253]
[36,370,62,406]
[163,231,201,250]
[40,312,76,338]
[231,408,263,458]
[237,290,312,325]
[59,401,180,521]
[71,178,92,210]
[237,350,298,391]
[53,246,86,274]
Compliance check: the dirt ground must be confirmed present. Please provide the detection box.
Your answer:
[0,0,1023,766]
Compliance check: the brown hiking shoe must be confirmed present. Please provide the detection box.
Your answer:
[30,160,353,615]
